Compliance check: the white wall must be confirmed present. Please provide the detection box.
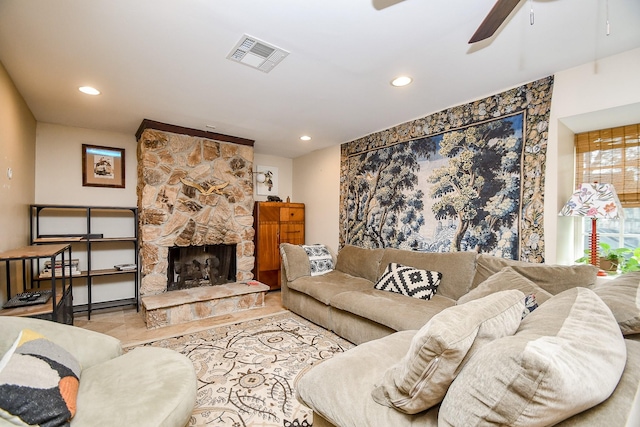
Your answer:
[293,48,640,263]
[253,153,293,203]
[35,123,137,206]
[546,47,640,264]
[292,145,341,253]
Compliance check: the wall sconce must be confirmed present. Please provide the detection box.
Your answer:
[252,170,272,183]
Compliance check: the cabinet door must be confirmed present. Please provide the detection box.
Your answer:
[254,204,281,288]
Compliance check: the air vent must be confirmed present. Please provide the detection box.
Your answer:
[226,34,290,73]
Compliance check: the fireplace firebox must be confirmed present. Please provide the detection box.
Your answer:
[167,244,236,291]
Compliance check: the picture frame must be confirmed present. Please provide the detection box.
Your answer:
[256,165,278,196]
[82,144,125,188]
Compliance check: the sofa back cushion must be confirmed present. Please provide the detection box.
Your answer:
[592,271,640,336]
[439,287,627,426]
[472,254,598,295]
[378,249,477,300]
[280,243,338,282]
[372,289,525,414]
[457,266,553,306]
[335,245,384,283]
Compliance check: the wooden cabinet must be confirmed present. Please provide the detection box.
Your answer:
[253,202,305,290]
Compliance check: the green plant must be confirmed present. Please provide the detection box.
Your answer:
[575,243,640,274]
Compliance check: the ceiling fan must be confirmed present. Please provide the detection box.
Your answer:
[372,0,523,44]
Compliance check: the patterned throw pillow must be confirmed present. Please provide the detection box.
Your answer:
[0,329,81,427]
[302,244,334,276]
[374,263,441,300]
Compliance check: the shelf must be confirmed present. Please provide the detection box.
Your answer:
[30,204,139,320]
[73,298,138,313]
[32,236,137,244]
[0,285,67,318]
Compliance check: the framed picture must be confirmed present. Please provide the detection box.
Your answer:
[256,165,278,196]
[82,144,125,188]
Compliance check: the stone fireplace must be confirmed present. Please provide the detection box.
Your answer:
[136,120,267,328]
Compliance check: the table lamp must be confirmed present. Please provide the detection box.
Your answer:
[559,183,623,276]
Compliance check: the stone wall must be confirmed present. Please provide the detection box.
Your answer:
[137,128,255,297]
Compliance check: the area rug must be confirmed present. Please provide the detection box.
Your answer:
[134,311,354,426]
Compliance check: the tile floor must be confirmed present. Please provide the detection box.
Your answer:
[73,290,286,347]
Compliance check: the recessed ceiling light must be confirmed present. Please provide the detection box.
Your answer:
[391,76,413,87]
[79,86,100,95]
[300,135,312,141]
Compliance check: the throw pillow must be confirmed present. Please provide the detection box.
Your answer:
[0,329,81,427]
[371,289,525,414]
[374,263,441,301]
[591,271,640,335]
[302,244,334,276]
[458,266,553,305]
[439,287,627,427]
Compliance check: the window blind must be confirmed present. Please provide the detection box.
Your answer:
[575,123,640,207]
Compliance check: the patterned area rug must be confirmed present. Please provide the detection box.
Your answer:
[135,311,354,426]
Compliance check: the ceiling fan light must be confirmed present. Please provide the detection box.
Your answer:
[391,76,412,87]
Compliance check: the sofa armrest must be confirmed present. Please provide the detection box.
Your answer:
[0,316,122,369]
[280,243,312,282]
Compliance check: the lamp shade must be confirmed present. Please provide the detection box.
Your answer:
[559,183,623,219]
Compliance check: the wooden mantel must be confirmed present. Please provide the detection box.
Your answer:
[135,119,255,147]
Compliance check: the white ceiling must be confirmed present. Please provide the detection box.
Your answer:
[0,0,639,158]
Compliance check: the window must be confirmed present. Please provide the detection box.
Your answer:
[575,123,640,254]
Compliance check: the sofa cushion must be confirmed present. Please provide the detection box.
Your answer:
[592,271,640,336]
[287,270,374,305]
[296,330,439,427]
[471,253,598,294]
[377,249,477,300]
[330,289,456,332]
[0,329,81,427]
[457,266,553,305]
[371,290,525,414]
[439,287,627,427]
[335,245,384,283]
[374,263,441,300]
[73,347,196,427]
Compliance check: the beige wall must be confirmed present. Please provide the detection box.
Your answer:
[35,123,137,206]
[0,61,36,303]
[0,62,36,251]
[294,48,640,264]
[291,145,341,253]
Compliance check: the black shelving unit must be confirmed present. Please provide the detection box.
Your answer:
[30,204,139,319]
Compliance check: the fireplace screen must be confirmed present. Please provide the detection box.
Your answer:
[167,244,236,291]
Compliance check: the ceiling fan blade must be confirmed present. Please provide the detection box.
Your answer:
[372,0,405,11]
[469,0,522,43]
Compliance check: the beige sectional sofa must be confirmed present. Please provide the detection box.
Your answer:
[0,316,197,427]
[280,243,640,427]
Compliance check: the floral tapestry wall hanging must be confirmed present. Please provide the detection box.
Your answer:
[339,76,553,262]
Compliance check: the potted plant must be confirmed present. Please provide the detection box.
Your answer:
[576,243,640,274]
